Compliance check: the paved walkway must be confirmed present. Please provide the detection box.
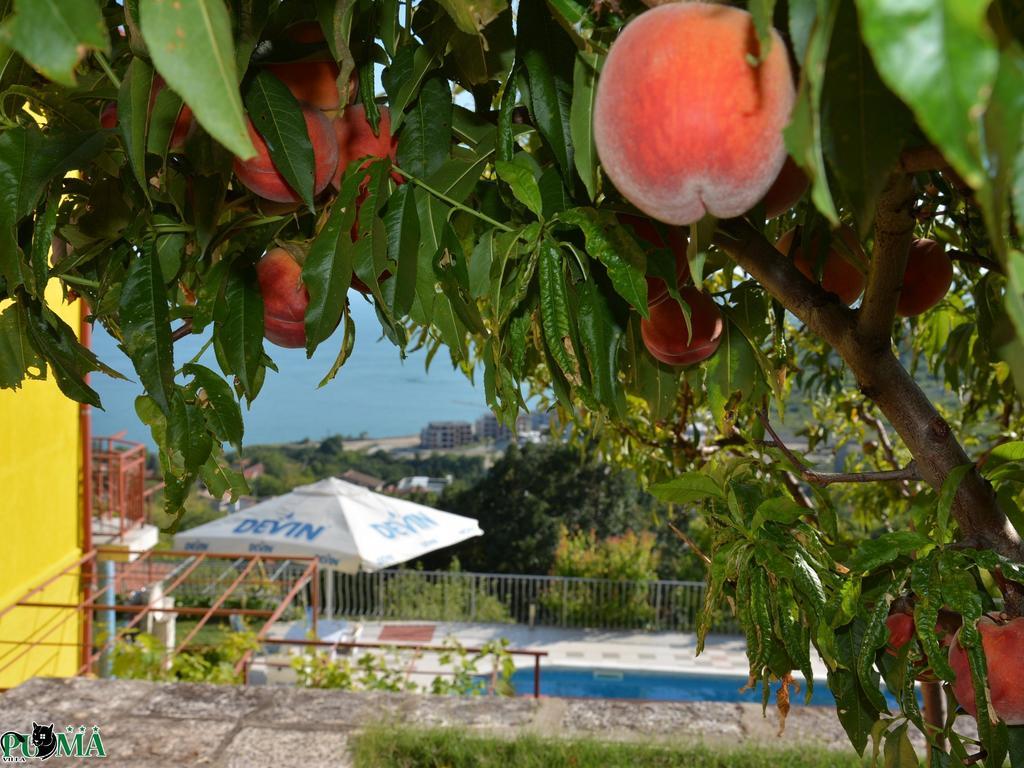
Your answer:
[266,620,831,679]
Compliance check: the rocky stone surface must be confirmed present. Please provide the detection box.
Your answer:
[0,677,894,767]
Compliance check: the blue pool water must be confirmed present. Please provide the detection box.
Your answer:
[504,666,837,705]
[496,666,877,707]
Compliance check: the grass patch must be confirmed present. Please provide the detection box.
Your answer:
[350,727,869,768]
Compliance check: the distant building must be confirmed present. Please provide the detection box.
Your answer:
[239,460,264,481]
[339,469,384,491]
[517,430,544,446]
[475,412,531,442]
[420,421,474,449]
[393,476,452,495]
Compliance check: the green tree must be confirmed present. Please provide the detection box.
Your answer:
[1,0,1023,762]
[543,527,661,627]
[436,442,657,574]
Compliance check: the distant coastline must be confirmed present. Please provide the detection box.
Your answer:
[89,299,492,447]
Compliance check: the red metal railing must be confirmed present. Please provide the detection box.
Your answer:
[91,436,149,539]
[0,549,548,697]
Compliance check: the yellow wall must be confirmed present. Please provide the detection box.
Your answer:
[0,286,83,688]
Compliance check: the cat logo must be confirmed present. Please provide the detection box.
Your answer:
[0,723,106,762]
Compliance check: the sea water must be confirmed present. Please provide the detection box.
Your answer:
[90,297,489,447]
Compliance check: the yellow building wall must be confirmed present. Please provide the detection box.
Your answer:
[0,286,83,688]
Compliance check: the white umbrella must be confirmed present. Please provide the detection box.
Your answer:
[173,477,483,573]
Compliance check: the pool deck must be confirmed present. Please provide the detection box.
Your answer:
[260,620,832,686]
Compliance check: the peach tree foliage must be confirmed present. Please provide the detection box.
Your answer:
[0,0,1021,763]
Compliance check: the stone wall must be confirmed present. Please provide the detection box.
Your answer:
[0,677,872,767]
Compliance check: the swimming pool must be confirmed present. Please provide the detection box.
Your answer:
[503,666,840,706]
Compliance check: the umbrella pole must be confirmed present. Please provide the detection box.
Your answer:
[325,571,334,620]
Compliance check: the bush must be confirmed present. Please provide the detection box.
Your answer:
[377,560,514,623]
[540,528,660,628]
[111,630,259,684]
[293,637,516,696]
[350,728,871,768]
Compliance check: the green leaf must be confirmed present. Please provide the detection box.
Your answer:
[785,0,840,224]
[855,0,998,191]
[822,0,913,236]
[29,191,59,298]
[139,0,256,159]
[686,214,716,290]
[303,173,360,354]
[559,208,647,314]
[383,44,441,132]
[243,70,316,210]
[650,473,725,504]
[0,0,107,87]
[184,363,243,449]
[828,653,879,754]
[847,531,931,573]
[217,263,264,401]
[749,0,778,57]
[0,302,43,389]
[751,497,806,531]
[200,444,248,503]
[434,0,506,35]
[570,52,600,202]
[383,184,419,317]
[856,595,893,713]
[119,246,175,415]
[538,238,578,379]
[704,320,757,432]
[883,723,919,768]
[118,57,154,196]
[397,73,452,180]
[516,0,575,185]
[495,159,543,218]
[575,274,625,415]
[0,127,106,223]
[976,45,1024,260]
[169,389,212,471]
[936,463,973,540]
[22,300,111,407]
[319,302,355,387]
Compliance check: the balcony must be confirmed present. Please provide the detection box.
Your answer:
[90,435,159,556]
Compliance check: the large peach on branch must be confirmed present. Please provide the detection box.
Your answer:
[640,286,723,366]
[760,157,809,219]
[896,238,953,317]
[593,3,795,225]
[256,248,309,349]
[775,226,866,306]
[233,103,338,203]
[331,104,400,190]
[618,214,688,305]
[948,614,1024,725]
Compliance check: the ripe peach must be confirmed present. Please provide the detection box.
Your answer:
[100,103,118,129]
[618,214,689,305]
[896,238,952,317]
[885,613,916,654]
[256,248,308,348]
[759,157,809,219]
[233,103,338,203]
[331,104,400,189]
[593,3,795,225]
[265,59,346,112]
[640,286,723,366]
[948,615,1024,725]
[100,74,193,149]
[776,226,866,306]
[283,21,326,44]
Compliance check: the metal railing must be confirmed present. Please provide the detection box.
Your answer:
[322,570,742,634]
[92,436,149,539]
